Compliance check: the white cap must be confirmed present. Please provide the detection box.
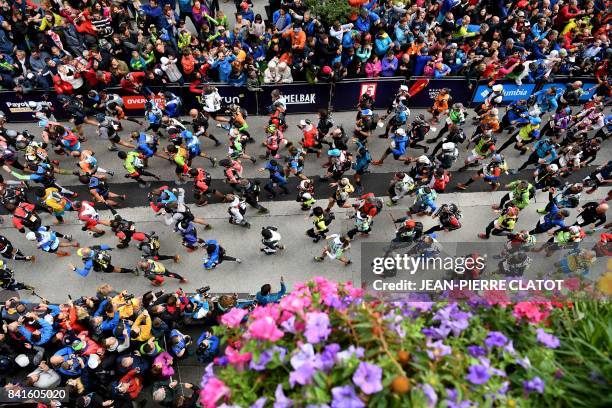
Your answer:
[395,128,406,136]
[400,85,409,92]
[268,61,277,69]
[26,232,36,241]
[548,164,559,172]
[160,56,169,65]
[299,119,307,127]
[15,354,30,368]
[88,354,100,369]
[492,84,503,92]
[490,108,499,116]
[417,155,430,164]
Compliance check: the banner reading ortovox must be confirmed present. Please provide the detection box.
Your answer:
[471,82,537,106]
[258,82,331,114]
[332,78,405,111]
[406,77,473,108]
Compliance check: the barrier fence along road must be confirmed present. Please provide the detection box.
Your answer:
[0,76,598,122]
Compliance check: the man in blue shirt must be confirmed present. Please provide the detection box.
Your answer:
[256,277,286,306]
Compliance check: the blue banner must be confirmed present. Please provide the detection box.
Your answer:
[538,82,597,103]
[471,83,537,106]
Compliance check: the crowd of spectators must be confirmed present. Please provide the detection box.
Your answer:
[0,0,608,95]
[0,280,286,407]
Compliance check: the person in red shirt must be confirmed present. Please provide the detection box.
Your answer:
[113,369,143,400]
[298,119,321,158]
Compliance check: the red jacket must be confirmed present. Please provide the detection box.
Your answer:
[119,370,143,399]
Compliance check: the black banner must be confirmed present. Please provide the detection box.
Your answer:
[257,82,331,114]
[407,77,473,108]
[0,90,68,122]
[332,78,405,111]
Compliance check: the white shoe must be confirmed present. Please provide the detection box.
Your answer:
[236,258,242,264]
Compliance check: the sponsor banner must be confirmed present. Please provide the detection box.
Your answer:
[332,78,405,111]
[173,85,259,116]
[471,82,536,106]
[258,83,331,114]
[406,78,473,108]
[0,91,68,122]
[122,95,166,110]
[539,82,597,103]
[257,83,331,115]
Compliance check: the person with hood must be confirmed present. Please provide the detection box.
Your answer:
[202,240,241,269]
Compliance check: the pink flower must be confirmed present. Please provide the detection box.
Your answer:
[251,304,281,322]
[564,277,581,292]
[280,293,312,314]
[483,290,511,307]
[220,308,248,328]
[513,302,551,324]
[199,378,231,408]
[249,316,284,342]
[225,345,252,368]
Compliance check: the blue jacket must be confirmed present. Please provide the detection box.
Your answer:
[19,318,54,345]
[196,332,220,363]
[140,4,164,29]
[75,245,111,277]
[211,55,236,82]
[256,282,286,305]
[355,12,380,32]
[265,162,287,184]
[533,139,558,162]
[203,240,220,269]
[390,133,408,156]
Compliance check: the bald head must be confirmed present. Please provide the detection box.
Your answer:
[597,203,609,214]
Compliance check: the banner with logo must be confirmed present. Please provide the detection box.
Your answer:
[0,90,68,122]
[471,82,537,106]
[538,81,598,103]
[257,83,331,114]
[332,78,405,111]
[405,78,473,108]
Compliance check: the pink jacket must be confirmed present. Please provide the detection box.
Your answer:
[365,60,381,77]
[153,352,175,378]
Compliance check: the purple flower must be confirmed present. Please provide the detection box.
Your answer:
[250,350,272,371]
[250,346,287,371]
[251,397,267,408]
[290,344,317,387]
[320,343,340,371]
[536,328,560,349]
[352,362,383,395]
[467,345,487,358]
[336,346,365,364]
[280,315,296,334]
[304,312,332,344]
[426,340,452,360]
[331,385,365,408]
[422,325,451,339]
[484,331,508,348]
[421,384,438,407]
[466,365,491,385]
[523,376,545,395]
[274,384,293,408]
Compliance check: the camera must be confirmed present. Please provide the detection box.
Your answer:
[123,293,134,301]
[197,286,211,294]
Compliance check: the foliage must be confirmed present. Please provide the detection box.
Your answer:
[198,277,612,408]
[304,0,355,26]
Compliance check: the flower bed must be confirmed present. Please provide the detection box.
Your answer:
[199,277,611,408]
